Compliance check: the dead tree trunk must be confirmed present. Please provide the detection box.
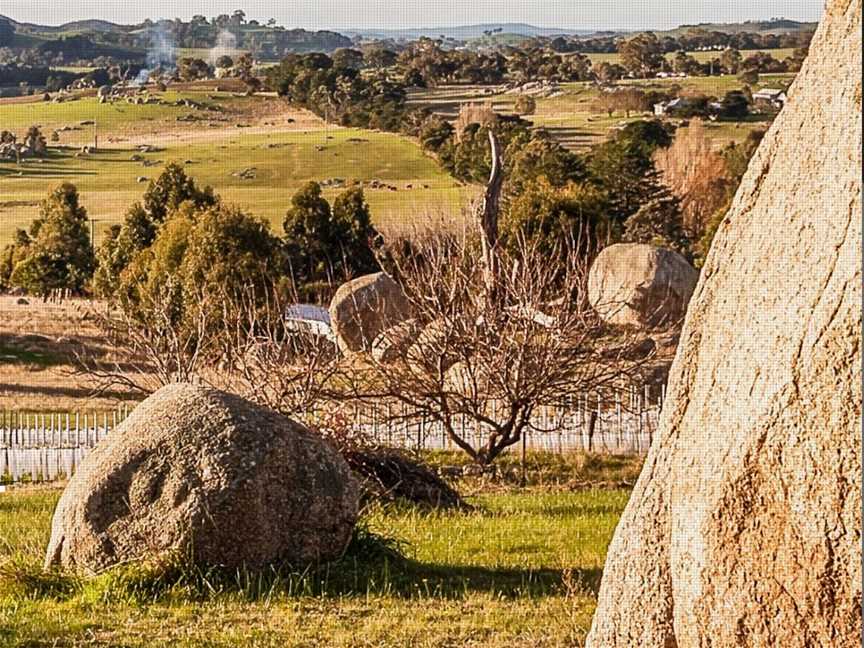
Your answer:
[478,129,503,298]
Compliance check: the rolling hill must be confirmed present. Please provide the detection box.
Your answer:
[0,16,126,35]
[344,23,597,40]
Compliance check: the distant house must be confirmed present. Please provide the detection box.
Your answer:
[654,98,683,116]
[752,88,788,108]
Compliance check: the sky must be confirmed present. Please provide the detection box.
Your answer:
[1,1,825,32]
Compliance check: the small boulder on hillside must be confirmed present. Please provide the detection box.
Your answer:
[329,273,411,353]
[44,384,359,573]
[587,243,698,328]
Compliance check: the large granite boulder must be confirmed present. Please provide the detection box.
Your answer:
[329,273,411,353]
[587,2,862,646]
[587,243,698,328]
[45,384,359,573]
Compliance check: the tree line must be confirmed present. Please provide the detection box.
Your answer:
[544,26,813,55]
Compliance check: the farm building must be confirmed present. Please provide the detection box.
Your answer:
[752,88,788,108]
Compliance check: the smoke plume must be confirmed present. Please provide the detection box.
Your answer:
[209,30,238,65]
[134,21,176,85]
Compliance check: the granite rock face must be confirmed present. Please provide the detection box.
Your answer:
[587,1,862,646]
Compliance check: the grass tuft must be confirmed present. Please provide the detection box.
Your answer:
[0,557,79,600]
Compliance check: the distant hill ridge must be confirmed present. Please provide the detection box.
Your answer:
[0,16,123,33]
[0,14,817,43]
[343,23,595,40]
[673,19,817,33]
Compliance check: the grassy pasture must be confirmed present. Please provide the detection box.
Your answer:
[0,93,473,247]
[176,47,250,61]
[409,73,792,153]
[0,474,631,647]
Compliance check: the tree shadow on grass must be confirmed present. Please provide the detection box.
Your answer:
[0,165,97,179]
[78,558,603,604]
[0,382,140,403]
[380,559,604,598]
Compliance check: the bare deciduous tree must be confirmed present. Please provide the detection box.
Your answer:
[326,129,650,464]
[332,231,650,465]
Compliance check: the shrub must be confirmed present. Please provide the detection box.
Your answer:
[283,182,380,290]
[9,183,94,295]
[514,95,537,116]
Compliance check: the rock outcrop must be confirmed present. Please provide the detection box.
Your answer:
[329,273,411,353]
[587,243,698,328]
[45,384,359,573]
[587,2,862,646]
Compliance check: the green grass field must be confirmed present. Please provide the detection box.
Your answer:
[0,94,474,247]
[0,471,630,647]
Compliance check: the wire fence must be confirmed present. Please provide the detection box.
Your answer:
[1,387,665,484]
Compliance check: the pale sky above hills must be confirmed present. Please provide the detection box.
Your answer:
[3,0,825,32]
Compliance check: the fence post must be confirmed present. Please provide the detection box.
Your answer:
[386,403,392,446]
[520,427,527,487]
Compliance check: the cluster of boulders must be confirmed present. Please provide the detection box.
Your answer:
[328,273,470,391]
[325,242,699,382]
[0,127,48,162]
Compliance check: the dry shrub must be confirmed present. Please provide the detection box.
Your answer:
[653,120,734,239]
[315,408,466,510]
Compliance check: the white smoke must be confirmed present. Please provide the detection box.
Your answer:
[134,69,151,85]
[209,30,238,66]
[147,22,176,70]
[133,22,176,85]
